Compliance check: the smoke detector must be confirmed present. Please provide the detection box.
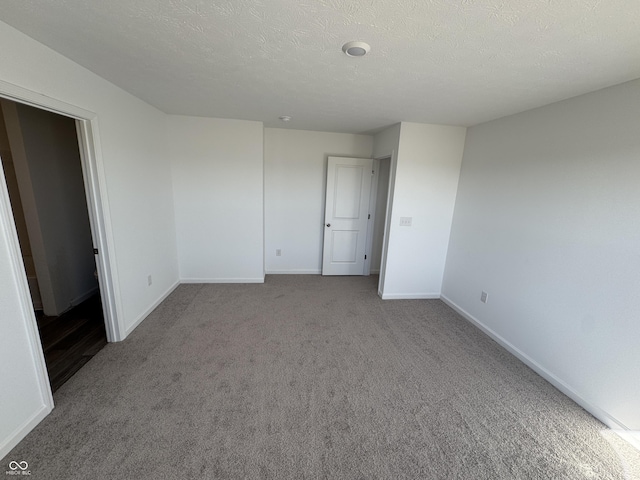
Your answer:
[342,41,370,57]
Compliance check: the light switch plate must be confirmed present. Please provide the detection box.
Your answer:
[400,217,412,226]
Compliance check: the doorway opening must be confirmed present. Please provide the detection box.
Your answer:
[364,155,393,296]
[0,98,107,392]
[320,154,394,293]
[367,157,391,275]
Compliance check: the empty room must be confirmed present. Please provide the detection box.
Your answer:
[0,1,639,478]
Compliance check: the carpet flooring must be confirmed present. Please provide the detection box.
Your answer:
[3,275,639,479]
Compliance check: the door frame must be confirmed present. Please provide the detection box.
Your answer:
[373,151,397,297]
[321,156,374,276]
[363,156,392,276]
[0,79,122,404]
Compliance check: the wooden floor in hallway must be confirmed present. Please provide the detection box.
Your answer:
[36,294,107,392]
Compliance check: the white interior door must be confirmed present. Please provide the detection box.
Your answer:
[322,156,373,275]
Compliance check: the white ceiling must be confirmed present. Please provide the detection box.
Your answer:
[2,0,640,133]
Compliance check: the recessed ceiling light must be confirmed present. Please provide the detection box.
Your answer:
[279,115,292,122]
[342,41,370,57]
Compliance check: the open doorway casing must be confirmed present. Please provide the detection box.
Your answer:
[0,79,121,402]
[365,157,391,275]
[363,154,395,297]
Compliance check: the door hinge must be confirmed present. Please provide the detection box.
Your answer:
[364,254,367,260]
[372,170,375,175]
[93,248,99,255]
[368,214,371,219]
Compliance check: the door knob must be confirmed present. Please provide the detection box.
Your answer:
[326,223,331,227]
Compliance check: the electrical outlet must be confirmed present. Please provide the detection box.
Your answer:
[399,217,412,227]
[276,249,282,257]
[480,291,488,303]
[147,275,153,286]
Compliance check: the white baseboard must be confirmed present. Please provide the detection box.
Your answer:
[54,286,101,316]
[370,269,380,274]
[0,403,51,460]
[612,430,640,451]
[264,270,321,275]
[70,285,99,307]
[124,280,180,338]
[440,294,629,431]
[380,292,440,300]
[180,277,265,283]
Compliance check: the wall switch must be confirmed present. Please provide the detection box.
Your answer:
[276,249,282,257]
[399,217,412,226]
[148,275,153,286]
[480,291,488,303]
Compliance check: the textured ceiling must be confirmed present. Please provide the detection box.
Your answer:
[1,0,640,133]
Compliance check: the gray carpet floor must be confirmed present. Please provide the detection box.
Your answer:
[3,275,639,479]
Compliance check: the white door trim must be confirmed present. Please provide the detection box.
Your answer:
[0,80,123,371]
[365,156,393,277]
[376,150,397,298]
[75,119,122,341]
[0,158,54,410]
[363,159,379,276]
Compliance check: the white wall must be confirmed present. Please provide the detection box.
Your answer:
[372,123,401,160]
[169,116,264,282]
[442,79,640,430]
[380,122,466,299]
[0,21,179,332]
[0,20,179,457]
[4,101,97,316]
[264,128,373,274]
